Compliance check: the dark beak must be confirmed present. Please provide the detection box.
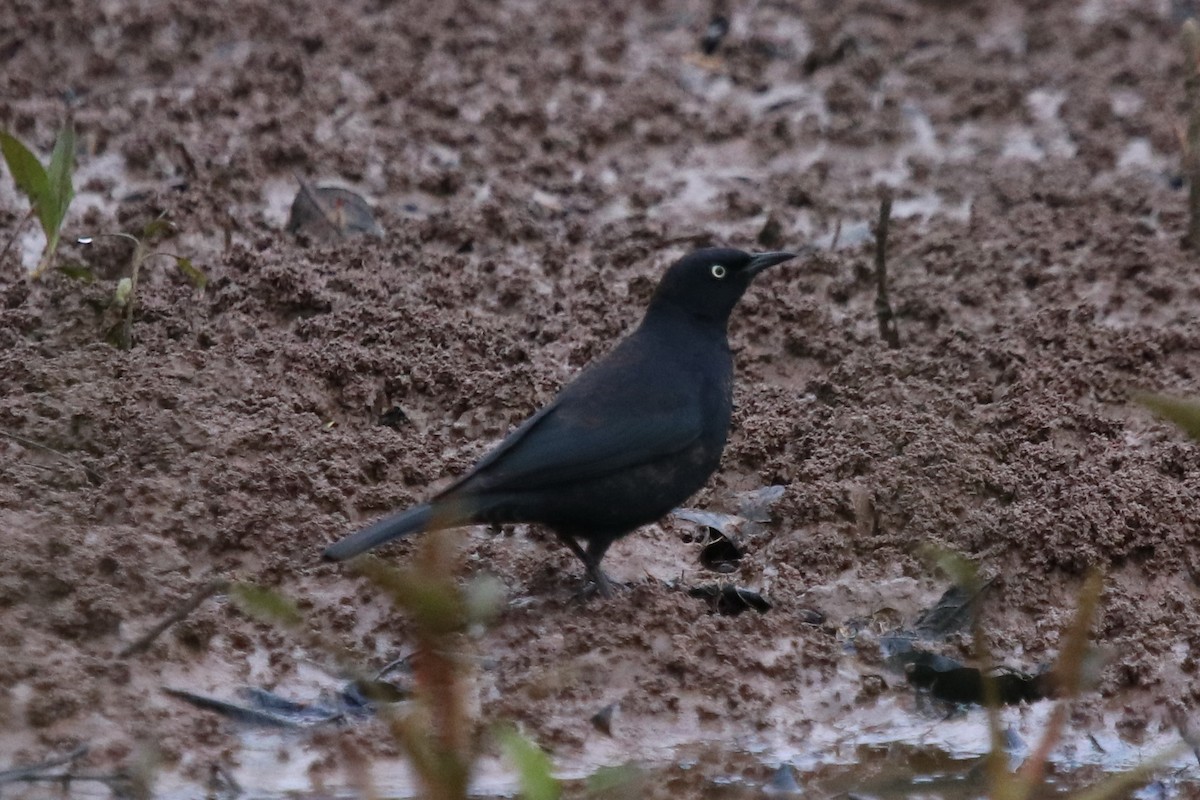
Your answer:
[746,249,804,275]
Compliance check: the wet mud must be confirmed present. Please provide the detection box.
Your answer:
[3,0,1200,795]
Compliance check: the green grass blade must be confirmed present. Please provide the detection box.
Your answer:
[57,262,95,282]
[227,582,304,630]
[586,765,645,798]
[45,121,75,235]
[173,256,207,290]
[38,227,63,275]
[142,216,174,241]
[0,130,50,217]
[497,728,560,800]
[1135,393,1200,440]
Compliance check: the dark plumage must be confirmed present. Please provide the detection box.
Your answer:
[323,247,799,595]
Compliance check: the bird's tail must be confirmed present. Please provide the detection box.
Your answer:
[322,503,438,561]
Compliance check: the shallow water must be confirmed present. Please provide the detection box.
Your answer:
[132,647,1198,799]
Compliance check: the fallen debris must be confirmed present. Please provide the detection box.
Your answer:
[120,578,229,658]
[287,179,382,239]
[688,584,771,616]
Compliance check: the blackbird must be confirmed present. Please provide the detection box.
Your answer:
[324,247,799,595]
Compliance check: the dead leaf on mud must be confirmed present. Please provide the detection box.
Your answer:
[798,607,826,626]
[688,584,771,616]
[163,688,306,729]
[590,702,617,737]
[163,679,407,729]
[763,763,803,796]
[902,653,1048,706]
[913,581,991,639]
[378,405,409,430]
[674,507,742,534]
[875,580,1050,707]
[699,527,744,573]
[287,179,383,239]
[673,485,786,546]
[734,484,786,522]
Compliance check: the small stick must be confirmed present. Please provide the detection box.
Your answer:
[1183,21,1200,249]
[114,240,148,350]
[210,762,243,799]
[1,771,134,792]
[0,206,35,268]
[1011,570,1105,795]
[0,744,89,784]
[119,578,229,657]
[376,653,414,680]
[0,428,104,484]
[873,187,900,349]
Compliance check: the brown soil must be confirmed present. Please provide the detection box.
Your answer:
[3,0,1200,795]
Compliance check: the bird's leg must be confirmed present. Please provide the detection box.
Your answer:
[586,568,615,599]
[583,538,616,597]
[554,532,616,598]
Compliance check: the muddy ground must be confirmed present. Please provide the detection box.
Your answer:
[3,0,1200,796]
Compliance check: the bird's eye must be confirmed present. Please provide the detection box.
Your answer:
[710,264,727,279]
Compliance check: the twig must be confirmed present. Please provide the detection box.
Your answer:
[209,762,243,799]
[114,239,148,350]
[967,574,1010,795]
[0,428,104,484]
[376,653,414,680]
[0,744,89,784]
[1010,569,1105,797]
[873,187,900,349]
[0,771,137,793]
[1182,20,1200,250]
[119,578,229,657]
[0,206,35,269]
[162,687,303,729]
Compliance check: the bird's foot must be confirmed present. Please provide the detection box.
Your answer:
[574,570,625,601]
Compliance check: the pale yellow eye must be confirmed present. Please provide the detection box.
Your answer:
[710,264,727,279]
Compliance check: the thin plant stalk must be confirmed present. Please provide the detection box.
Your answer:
[1009,569,1105,796]
[1182,20,1200,249]
[0,206,35,267]
[873,186,900,348]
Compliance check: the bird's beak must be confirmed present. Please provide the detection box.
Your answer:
[746,249,805,275]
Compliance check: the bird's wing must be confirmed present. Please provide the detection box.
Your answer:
[437,395,703,496]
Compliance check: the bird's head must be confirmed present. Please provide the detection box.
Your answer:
[648,247,799,324]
